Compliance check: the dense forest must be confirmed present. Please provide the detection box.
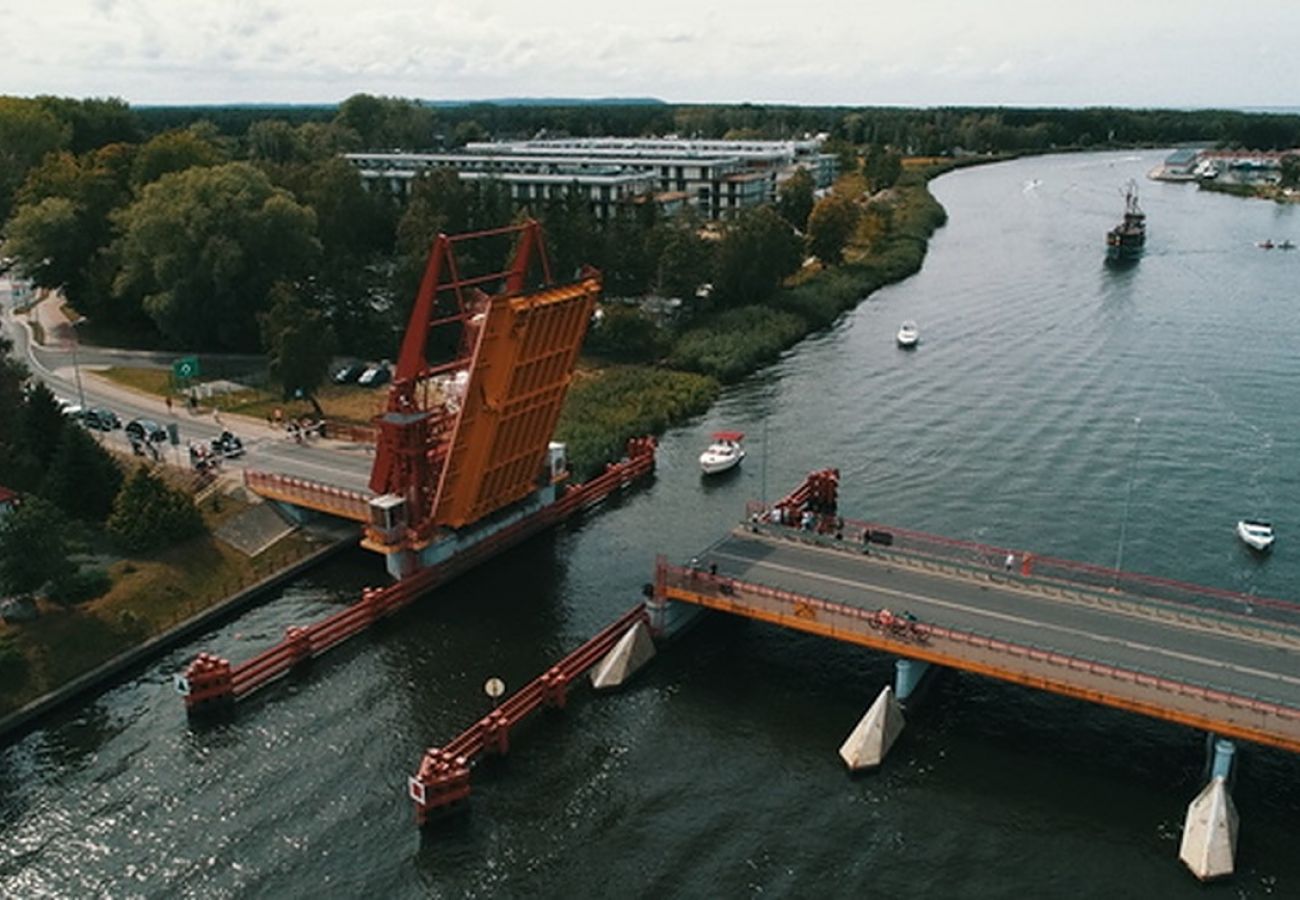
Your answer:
[3,93,1299,395]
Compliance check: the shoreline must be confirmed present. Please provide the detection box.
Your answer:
[0,162,960,737]
[0,528,358,743]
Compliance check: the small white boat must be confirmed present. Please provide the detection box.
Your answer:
[896,320,919,348]
[1236,520,1275,552]
[699,431,745,475]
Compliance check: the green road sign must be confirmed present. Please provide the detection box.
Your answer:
[173,356,200,380]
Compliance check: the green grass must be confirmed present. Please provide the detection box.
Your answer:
[0,492,319,718]
[100,365,176,397]
[98,367,387,426]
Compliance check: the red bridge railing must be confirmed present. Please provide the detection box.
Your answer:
[244,470,372,522]
[180,439,655,714]
[407,603,649,824]
[744,503,1300,632]
[657,559,1300,753]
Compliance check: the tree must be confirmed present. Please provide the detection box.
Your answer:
[260,282,337,413]
[0,335,38,493]
[113,162,321,349]
[0,496,72,596]
[713,206,802,306]
[35,96,137,154]
[0,97,70,224]
[1281,154,1300,189]
[41,425,124,522]
[19,383,67,481]
[806,194,860,266]
[451,120,488,148]
[651,214,714,302]
[777,168,815,231]
[107,467,204,554]
[129,127,225,188]
[6,143,135,321]
[864,145,903,193]
[247,119,303,165]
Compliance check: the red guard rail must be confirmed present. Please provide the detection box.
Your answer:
[180,439,655,714]
[408,602,649,824]
[657,560,1300,753]
[244,470,372,522]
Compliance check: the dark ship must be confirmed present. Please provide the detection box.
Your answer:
[1106,181,1145,263]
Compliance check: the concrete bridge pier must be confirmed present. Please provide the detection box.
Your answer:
[1179,737,1239,881]
[839,685,905,770]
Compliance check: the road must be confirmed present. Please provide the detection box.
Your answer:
[1,276,374,493]
[699,530,1300,711]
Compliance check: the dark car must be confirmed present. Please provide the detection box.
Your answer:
[332,362,368,384]
[82,407,121,431]
[357,363,391,387]
[125,418,167,444]
[211,430,245,458]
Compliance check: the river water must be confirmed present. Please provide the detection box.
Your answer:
[3,151,1299,898]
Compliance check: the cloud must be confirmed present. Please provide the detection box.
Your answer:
[2,0,1299,107]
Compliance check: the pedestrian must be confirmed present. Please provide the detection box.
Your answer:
[1004,552,1015,573]
[165,395,173,414]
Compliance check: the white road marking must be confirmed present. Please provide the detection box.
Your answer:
[711,550,1300,692]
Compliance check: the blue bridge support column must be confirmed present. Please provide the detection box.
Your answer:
[894,658,932,703]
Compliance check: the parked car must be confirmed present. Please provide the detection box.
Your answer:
[332,361,368,384]
[357,363,391,387]
[210,430,245,458]
[125,418,168,444]
[82,407,121,431]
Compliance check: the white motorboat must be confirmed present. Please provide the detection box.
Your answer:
[699,431,745,475]
[1236,520,1275,552]
[896,320,919,348]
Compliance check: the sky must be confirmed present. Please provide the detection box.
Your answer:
[2,0,1297,108]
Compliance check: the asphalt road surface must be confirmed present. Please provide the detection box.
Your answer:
[700,530,1300,710]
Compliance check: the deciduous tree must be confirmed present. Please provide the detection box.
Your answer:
[777,168,815,231]
[107,467,204,554]
[0,97,70,224]
[113,162,321,349]
[0,496,71,595]
[713,206,802,306]
[260,282,337,413]
[806,194,860,266]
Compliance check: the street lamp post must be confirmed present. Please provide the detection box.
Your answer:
[70,315,87,410]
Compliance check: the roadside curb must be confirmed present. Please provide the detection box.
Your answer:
[0,529,360,744]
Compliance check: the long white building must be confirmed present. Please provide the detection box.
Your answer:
[344,137,836,221]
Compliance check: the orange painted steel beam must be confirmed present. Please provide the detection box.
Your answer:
[661,569,1300,755]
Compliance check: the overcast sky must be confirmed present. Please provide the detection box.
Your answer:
[3,0,1296,108]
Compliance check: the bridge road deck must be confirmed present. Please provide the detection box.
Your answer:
[669,527,1300,753]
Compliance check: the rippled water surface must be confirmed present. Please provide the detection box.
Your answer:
[4,151,1299,898]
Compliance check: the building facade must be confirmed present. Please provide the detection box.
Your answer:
[344,137,837,222]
